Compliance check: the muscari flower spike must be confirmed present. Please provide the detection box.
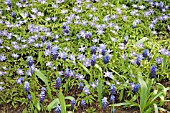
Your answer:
[51,46,59,60]
[110,84,116,95]
[90,45,97,54]
[102,97,108,110]
[91,54,97,66]
[150,65,156,79]
[71,99,76,110]
[102,49,106,56]
[40,91,45,102]
[103,55,110,64]
[64,68,70,79]
[136,57,141,66]
[56,104,61,113]
[24,81,30,93]
[143,49,148,58]
[124,36,128,45]
[133,84,140,93]
[27,56,33,67]
[79,82,84,91]
[12,12,16,18]
[110,95,115,104]
[56,77,61,89]
[27,94,32,101]
[148,53,152,61]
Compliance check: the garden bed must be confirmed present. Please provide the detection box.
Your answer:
[0,0,170,113]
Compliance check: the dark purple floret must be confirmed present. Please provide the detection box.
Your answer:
[27,56,33,67]
[102,97,107,110]
[159,1,164,9]
[124,36,128,45]
[150,65,156,78]
[102,49,106,56]
[63,28,69,34]
[91,54,96,66]
[76,34,80,40]
[143,49,148,57]
[41,36,45,43]
[148,53,152,61]
[110,84,116,95]
[64,68,70,79]
[52,47,59,60]
[24,81,30,93]
[40,91,45,102]
[12,12,16,18]
[62,23,67,29]
[56,77,61,89]
[132,25,136,29]
[41,87,46,92]
[27,94,32,101]
[110,95,115,104]
[8,1,12,7]
[90,45,96,54]
[56,105,61,113]
[71,99,76,110]
[133,84,140,93]
[103,55,110,64]
[136,57,141,66]
[79,82,84,91]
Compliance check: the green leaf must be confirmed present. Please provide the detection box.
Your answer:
[34,70,52,99]
[153,104,158,113]
[113,102,131,107]
[162,55,166,70]
[97,78,102,108]
[158,107,167,112]
[78,62,92,83]
[136,37,148,47]
[95,64,102,74]
[36,102,41,111]
[58,91,67,113]
[47,98,60,111]
[65,96,75,101]
[119,89,124,101]
[138,76,148,112]
[19,11,27,19]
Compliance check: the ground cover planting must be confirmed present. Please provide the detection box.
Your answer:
[0,0,170,113]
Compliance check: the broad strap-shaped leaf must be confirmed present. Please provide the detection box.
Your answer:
[78,62,92,83]
[153,104,158,113]
[65,96,75,101]
[58,91,67,113]
[34,69,52,99]
[95,64,103,78]
[78,62,91,75]
[47,98,60,111]
[97,78,102,108]
[135,37,148,47]
[138,76,148,112]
